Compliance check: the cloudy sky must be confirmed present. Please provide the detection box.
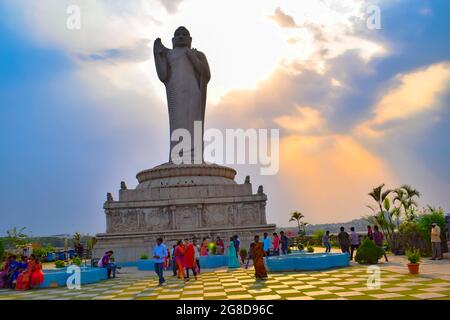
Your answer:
[1,0,449,236]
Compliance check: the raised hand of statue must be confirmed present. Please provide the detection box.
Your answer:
[185,48,199,59]
[153,38,168,55]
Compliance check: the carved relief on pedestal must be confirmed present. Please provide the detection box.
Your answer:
[238,203,260,226]
[202,204,227,227]
[176,206,197,229]
[143,208,171,231]
[110,209,138,233]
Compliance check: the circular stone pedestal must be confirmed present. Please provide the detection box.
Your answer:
[136,163,237,189]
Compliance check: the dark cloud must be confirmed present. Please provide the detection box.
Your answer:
[77,39,150,64]
[158,0,184,14]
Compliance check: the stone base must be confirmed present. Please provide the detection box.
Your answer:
[94,224,275,262]
[95,162,276,262]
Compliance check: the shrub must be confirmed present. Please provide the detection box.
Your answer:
[417,208,445,243]
[297,243,304,251]
[32,247,48,259]
[55,260,66,268]
[355,238,384,264]
[71,257,82,266]
[140,254,149,260]
[307,246,314,253]
[399,221,430,255]
[406,248,421,264]
[312,229,325,245]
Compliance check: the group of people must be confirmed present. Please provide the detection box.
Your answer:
[0,254,44,290]
[322,225,390,262]
[250,231,290,257]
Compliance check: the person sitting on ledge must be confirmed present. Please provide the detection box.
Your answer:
[99,251,117,278]
[0,255,13,288]
[16,254,37,290]
[200,238,209,256]
[215,236,224,255]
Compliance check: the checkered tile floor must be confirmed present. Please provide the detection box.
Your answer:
[0,266,449,300]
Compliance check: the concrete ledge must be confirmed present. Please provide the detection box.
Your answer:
[266,253,349,272]
[40,267,108,288]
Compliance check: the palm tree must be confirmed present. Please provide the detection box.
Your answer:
[289,211,308,235]
[400,184,420,221]
[368,184,397,250]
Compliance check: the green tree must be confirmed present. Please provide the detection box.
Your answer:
[394,185,420,222]
[0,239,5,262]
[367,184,398,251]
[289,211,308,236]
[5,227,29,248]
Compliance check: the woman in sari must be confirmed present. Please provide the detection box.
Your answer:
[0,256,13,288]
[227,237,240,268]
[252,235,268,280]
[8,256,28,288]
[174,240,186,279]
[200,238,209,256]
[31,257,44,289]
[16,254,36,290]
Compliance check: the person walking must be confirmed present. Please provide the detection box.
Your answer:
[184,239,197,281]
[337,227,350,256]
[349,227,360,260]
[171,245,177,276]
[227,237,240,268]
[280,231,289,255]
[251,235,268,280]
[174,240,186,279]
[367,225,373,241]
[193,239,201,273]
[373,226,388,262]
[233,235,241,258]
[153,237,168,286]
[272,233,280,255]
[323,230,331,253]
[263,232,271,257]
[215,236,225,255]
[431,223,443,260]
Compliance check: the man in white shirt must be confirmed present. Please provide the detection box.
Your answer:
[153,237,168,286]
[431,223,442,260]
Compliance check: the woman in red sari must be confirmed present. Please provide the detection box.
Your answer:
[16,254,36,290]
[183,239,197,281]
[31,258,44,288]
[174,240,186,279]
[252,236,268,280]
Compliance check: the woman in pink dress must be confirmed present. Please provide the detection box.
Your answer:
[200,238,209,256]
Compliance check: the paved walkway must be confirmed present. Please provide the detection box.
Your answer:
[0,262,449,300]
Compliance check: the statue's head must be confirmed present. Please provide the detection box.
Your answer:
[172,26,192,48]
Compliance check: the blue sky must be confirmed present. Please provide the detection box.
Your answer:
[0,0,449,236]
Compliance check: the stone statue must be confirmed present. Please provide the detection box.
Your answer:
[257,185,264,194]
[107,192,114,202]
[153,26,211,163]
[120,181,127,190]
[245,176,250,184]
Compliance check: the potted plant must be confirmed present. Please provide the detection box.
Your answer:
[140,254,149,260]
[405,248,421,274]
[307,246,314,253]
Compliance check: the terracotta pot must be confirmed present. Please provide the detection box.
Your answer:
[407,263,420,274]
